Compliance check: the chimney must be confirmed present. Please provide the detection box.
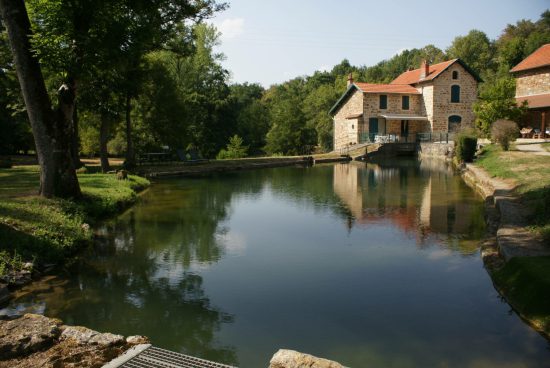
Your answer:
[347,72,354,87]
[420,60,429,79]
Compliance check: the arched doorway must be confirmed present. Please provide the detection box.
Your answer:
[448,115,462,133]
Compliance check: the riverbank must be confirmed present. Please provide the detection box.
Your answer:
[0,313,148,367]
[461,144,550,338]
[0,166,149,301]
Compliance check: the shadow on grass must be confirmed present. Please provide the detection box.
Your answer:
[0,168,40,198]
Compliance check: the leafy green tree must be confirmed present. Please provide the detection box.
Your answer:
[0,24,33,154]
[302,84,340,151]
[473,77,527,136]
[447,30,495,77]
[264,81,315,155]
[229,83,269,154]
[0,0,81,198]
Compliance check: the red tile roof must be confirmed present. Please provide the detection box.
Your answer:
[510,44,550,73]
[391,59,457,85]
[516,93,550,109]
[354,82,420,94]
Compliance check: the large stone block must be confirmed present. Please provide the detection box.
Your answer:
[269,349,345,368]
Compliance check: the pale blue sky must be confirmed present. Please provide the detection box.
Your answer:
[211,0,549,87]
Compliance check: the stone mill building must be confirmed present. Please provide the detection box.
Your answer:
[330,59,481,150]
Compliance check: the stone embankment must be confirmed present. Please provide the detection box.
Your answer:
[461,164,550,261]
[136,156,351,178]
[0,314,147,368]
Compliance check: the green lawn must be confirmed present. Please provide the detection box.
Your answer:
[0,166,149,276]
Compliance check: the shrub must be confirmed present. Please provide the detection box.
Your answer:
[455,131,478,163]
[216,135,248,160]
[491,119,519,151]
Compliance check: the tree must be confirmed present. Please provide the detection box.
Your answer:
[264,80,315,155]
[0,0,80,198]
[473,77,527,136]
[447,30,495,77]
[0,24,33,154]
[302,84,340,151]
[26,0,227,168]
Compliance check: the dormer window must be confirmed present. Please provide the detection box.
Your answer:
[452,71,459,79]
[379,95,387,109]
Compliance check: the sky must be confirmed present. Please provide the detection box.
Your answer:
[210,0,550,87]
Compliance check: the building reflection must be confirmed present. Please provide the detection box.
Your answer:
[332,161,484,252]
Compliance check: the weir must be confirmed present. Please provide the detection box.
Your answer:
[103,345,237,368]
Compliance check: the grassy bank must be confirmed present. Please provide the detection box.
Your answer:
[0,166,149,276]
[475,144,550,240]
[474,144,550,337]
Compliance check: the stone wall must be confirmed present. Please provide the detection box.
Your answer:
[427,63,477,133]
[515,66,550,97]
[360,93,424,137]
[333,89,363,150]
[418,142,454,159]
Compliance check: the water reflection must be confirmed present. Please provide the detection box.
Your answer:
[333,160,485,254]
[3,161,549,368]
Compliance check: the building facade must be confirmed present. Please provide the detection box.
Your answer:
[330,59,480,150]
[511,43,550,138]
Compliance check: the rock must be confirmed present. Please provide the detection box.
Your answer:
[269,349,345,368]
[0,314,62,360]
[126,335,149,345]
[11,272,32,287]
[61,326,124,347]
[0,285,9,306]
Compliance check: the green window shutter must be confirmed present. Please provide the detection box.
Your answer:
[402,96,409,110]
[451,85,460,103]
[379,95,387,109]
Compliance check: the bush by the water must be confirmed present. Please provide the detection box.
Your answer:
[455,132,478,162]
[491,119,519,151]
[216,135,248,160]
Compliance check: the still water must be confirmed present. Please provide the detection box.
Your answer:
[5,160,550,367]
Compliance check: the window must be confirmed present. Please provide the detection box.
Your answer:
[352,124,354,129]
[452,70,459,79]
[379,95,387,109]
[448,115,462,132]
[402,96,410,110]
[451,85,460,103]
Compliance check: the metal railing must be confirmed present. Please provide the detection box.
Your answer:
[416,132,454,143]
[358,133,416,144]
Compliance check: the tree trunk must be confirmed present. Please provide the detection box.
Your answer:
[0,0,81,198]
[99,112,111,173]
[71,101,84,169]
[124,93,136,168]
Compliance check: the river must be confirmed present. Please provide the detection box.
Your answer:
[4,160,550,367]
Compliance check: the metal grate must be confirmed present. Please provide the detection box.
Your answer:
[120,346,237,368]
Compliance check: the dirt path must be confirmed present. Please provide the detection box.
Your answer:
[515,143,550,156]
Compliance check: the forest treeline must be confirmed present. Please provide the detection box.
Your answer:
[1,5,549,164]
